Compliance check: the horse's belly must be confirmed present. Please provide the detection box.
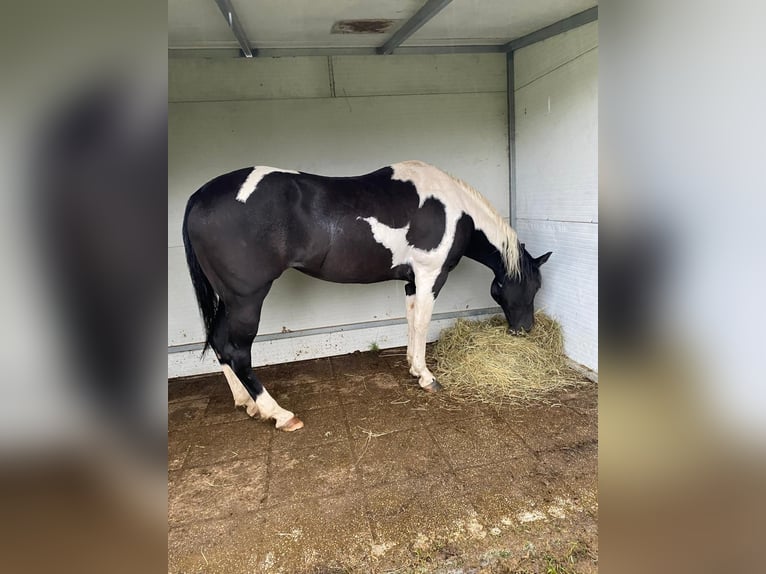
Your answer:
[295,230,411,284]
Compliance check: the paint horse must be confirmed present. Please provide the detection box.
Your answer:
[182,161,551,431]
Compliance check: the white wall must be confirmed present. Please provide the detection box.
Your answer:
[168,54,510,376]
[513,21,598,370]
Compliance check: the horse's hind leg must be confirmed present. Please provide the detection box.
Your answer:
[209,305,254,410]
[213,285,303,432]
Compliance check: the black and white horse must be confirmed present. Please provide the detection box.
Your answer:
[182,161,551,431]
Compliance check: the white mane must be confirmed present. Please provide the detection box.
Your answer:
[445,171,520,278]
[393,161,521,279]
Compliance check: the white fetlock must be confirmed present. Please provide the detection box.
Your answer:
[255,387,303,430]
[245,401,261,418]
[222,365,254,408]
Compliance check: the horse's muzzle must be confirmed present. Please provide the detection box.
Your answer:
[507,327,528,336]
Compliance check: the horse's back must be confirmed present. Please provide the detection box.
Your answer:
[183,162,461,288]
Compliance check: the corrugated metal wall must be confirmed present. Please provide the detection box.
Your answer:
[168,54,512,377]
[513,22,598,370]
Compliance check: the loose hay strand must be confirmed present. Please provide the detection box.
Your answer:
[431,312,585,406]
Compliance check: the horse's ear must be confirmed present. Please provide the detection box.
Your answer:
[535,251,552,266]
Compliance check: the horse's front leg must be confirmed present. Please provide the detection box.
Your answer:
[408,289,442,392]
[404,282,416,368]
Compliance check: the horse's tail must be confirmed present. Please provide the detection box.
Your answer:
[182,197,218,356]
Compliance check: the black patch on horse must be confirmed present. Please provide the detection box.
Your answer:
[431,213,474,296]
[406,197,446,251]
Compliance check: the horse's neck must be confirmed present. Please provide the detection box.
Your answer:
[464,229,506,280]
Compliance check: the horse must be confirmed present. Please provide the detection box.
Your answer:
[182,160,551,431]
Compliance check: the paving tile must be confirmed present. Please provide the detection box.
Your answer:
[202,392,251,425]
[333,370,408,405]
[353,428,449,488]
[253,356,334,386]
[411,394,492,426]
[168,430,191,471]
[364,472,479,568]
[505,404,597,453]
[538,442,599,516]
[182,419,272,469]
[345,396,423,439]
[168,455,268,526]
[169,373,229,403]
[376,346,410,372]
[168,397,211,430]
[455,455,547,528]
[168,492,374,574]
[270,406,349,452]
[270,379,345,413]
[267,441,357,505]
[331,350,397,378]
[427,416,530,471]
[273,375,371,406]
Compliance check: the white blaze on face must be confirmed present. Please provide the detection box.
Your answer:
[236,166,299,203]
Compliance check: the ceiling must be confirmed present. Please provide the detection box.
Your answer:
[168,0,597,56]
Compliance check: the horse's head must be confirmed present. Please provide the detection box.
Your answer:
[490,245,552,335]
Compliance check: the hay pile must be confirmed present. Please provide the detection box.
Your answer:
[431,312,585,405]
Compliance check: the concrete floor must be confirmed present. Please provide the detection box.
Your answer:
[168,347,598,573]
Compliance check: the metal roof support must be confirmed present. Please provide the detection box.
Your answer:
[169,44,504,59]
[502,6,598,52]
[507,50,517,229]
[213,0,255,58]
[169,3,598,59]
[378,0,454,55]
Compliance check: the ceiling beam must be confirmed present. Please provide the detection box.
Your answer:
[168,44,504,59]
[213,0,255,58]
[502,6,598,53]
[172,4,598,60]
[378,0,454,55]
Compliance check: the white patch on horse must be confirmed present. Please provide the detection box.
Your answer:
[391,160,520,278]
[221,364,255,411]
[255,387,296,428]
[358,217,411,267]
[222,365,295,426]
[409,288,438,388]
[236,166,299,203]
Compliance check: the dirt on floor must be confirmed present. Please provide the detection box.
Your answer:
[168,347,598,573]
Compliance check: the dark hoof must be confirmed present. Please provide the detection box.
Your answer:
[423,379,443,393]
